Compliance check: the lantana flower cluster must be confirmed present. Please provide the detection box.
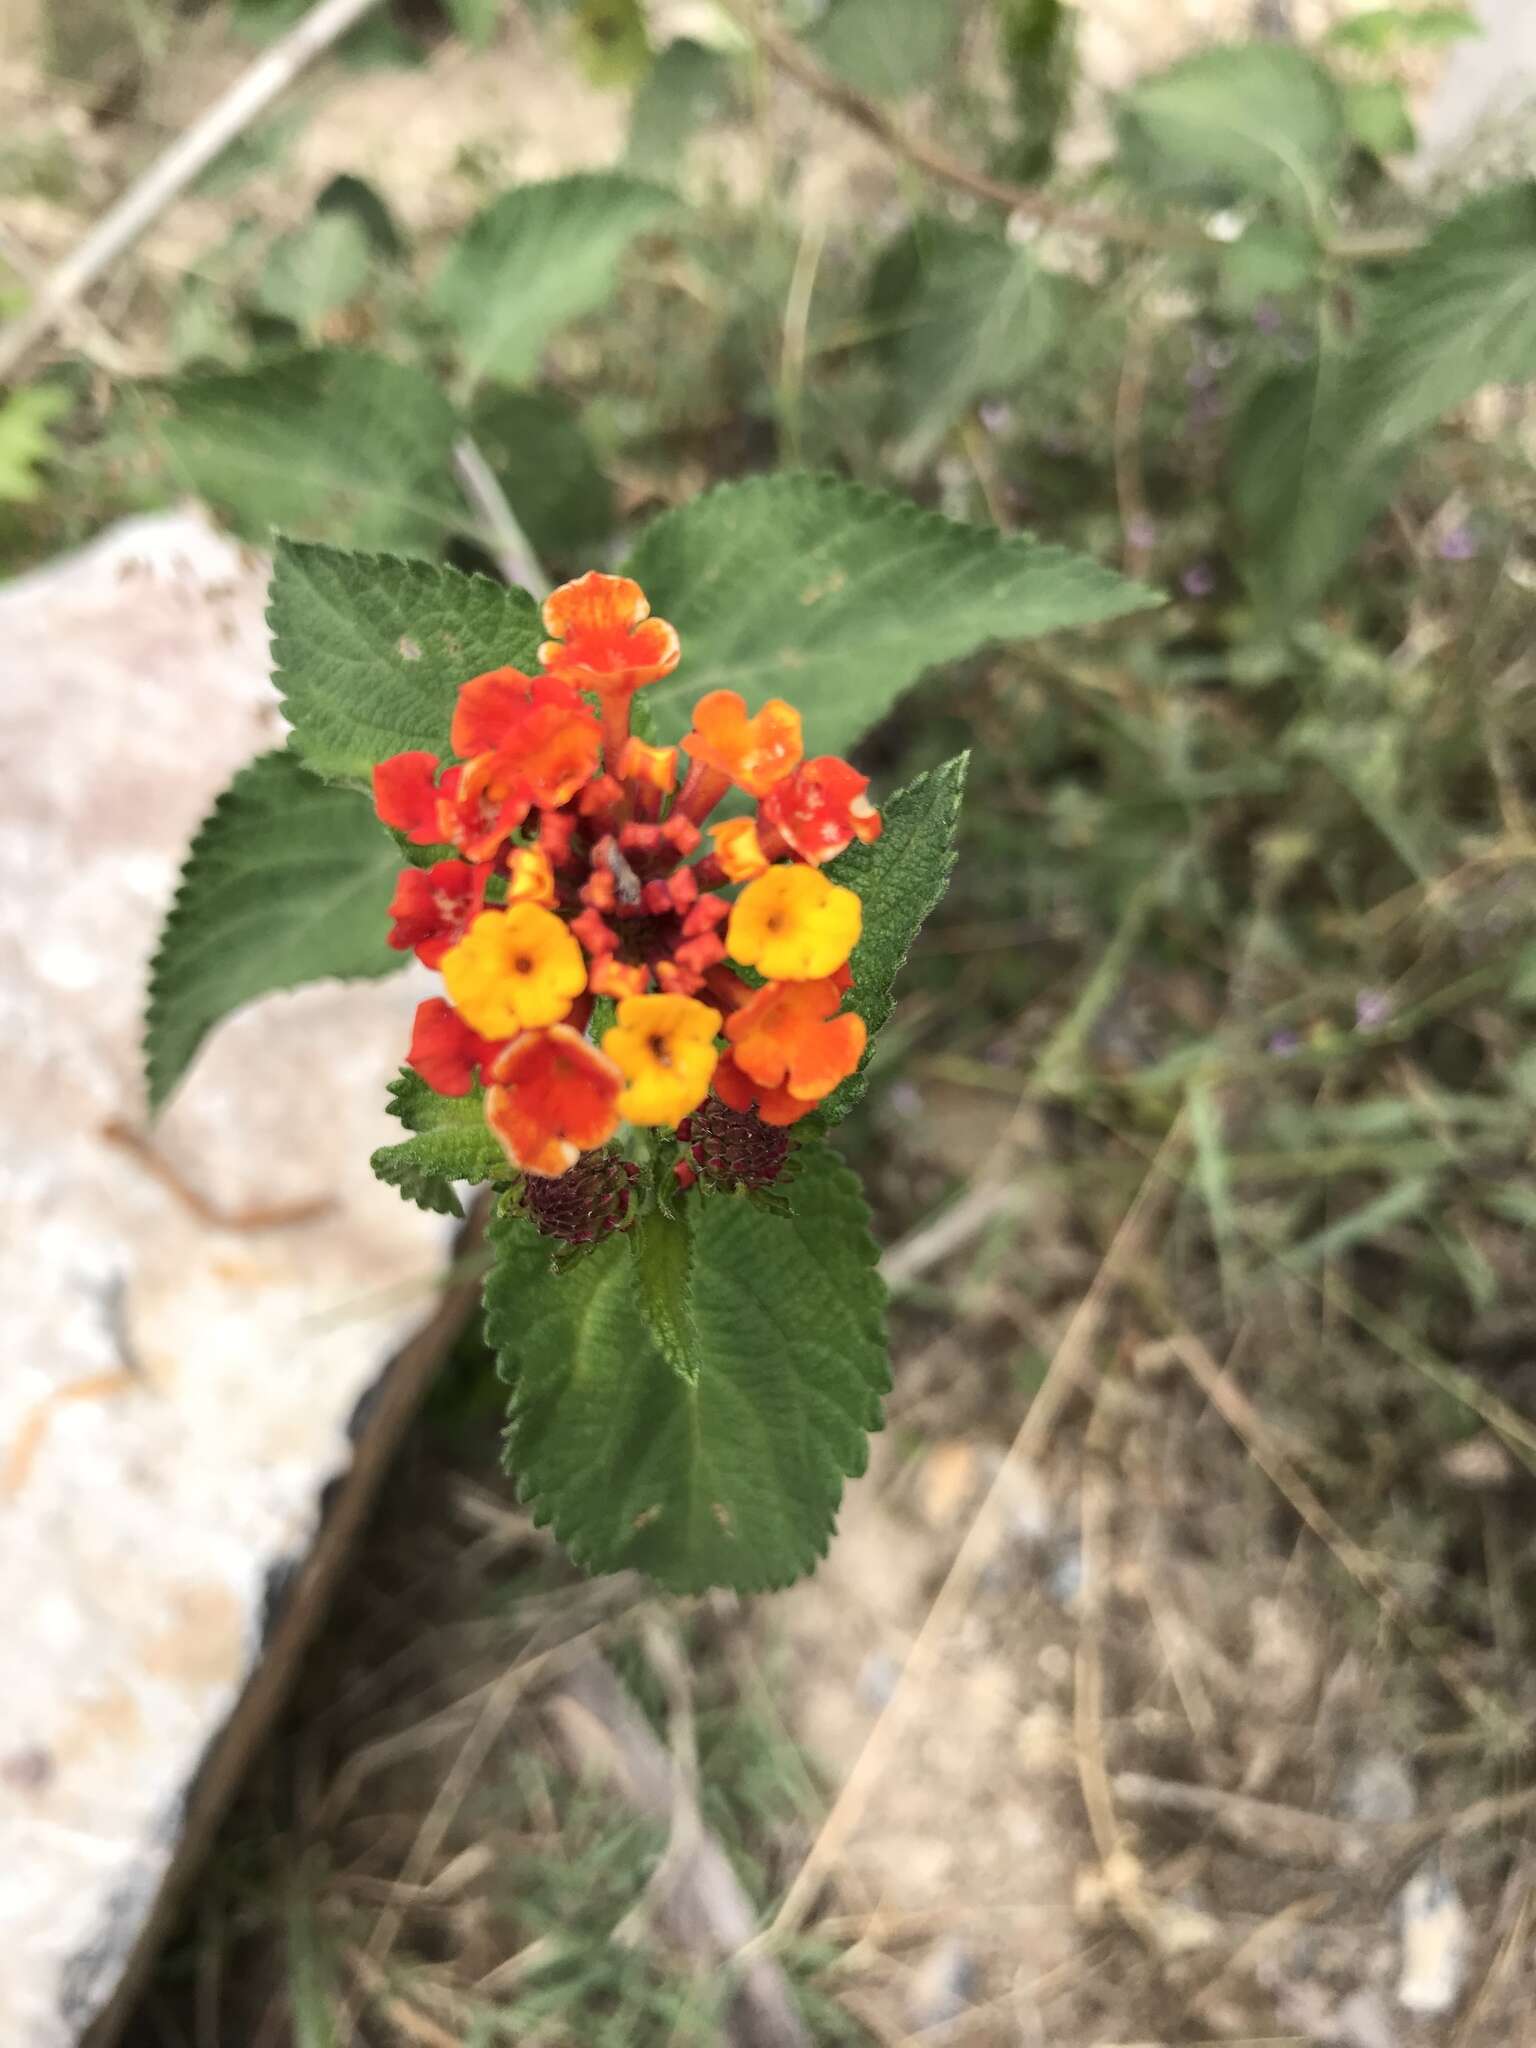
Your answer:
[373,571,881,1189]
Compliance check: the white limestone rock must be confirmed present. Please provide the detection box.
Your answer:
[0,508,453,2048]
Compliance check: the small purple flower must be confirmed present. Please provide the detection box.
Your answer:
[978,399,1013,437]
[1268,1029,1301,1058]
[1181,560,1217,598]
[1437,523,1479,562]
[1253,299,1284,335]
[1126,513,1158,552]
[1355,988,1392,1031]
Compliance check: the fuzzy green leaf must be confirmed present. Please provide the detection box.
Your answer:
[488,1142,888,1591]
[371,1071,508,1216]
[145,751,404,1111]
[0,383,69,503]
[628,475,1157,759]
[1347,182,1536,456]
[630,1206,702,1382]
[156,350,463,552]
[807,0,959,96]
[1118,43,1347,216]
[268,542,542,786]
[431,173,675,387]
[819,752,968,1122]
[1228,359,1403,617]
[256,213,373,331]
[865,219,1066,468]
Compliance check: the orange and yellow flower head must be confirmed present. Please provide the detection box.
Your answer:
[370,569,884,1198]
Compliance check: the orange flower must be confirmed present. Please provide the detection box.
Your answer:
[603,992,721,1126]
[712,1052,816,1128]
[727,864,861,981]
[681,689,802,799]
[485,1025,623,1177]
[539,571,680,693]
[759,757,882,866]
[708,816,771,882]
[438,754,530,864]
[406,997,503,1097]
[725,977,866,1107]
[617,736,678,797]
[450,668,600,809]
[441,904,587,1038]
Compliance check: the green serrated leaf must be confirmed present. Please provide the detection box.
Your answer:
[865,218,1066,468]
[1228,357,1403,617]
[626,39,735,176]
[569,0,651,85]
[1347,181,1536,456]
[256,213,372,331]
[154,349,463,553]
[268,542,542,786]
[444,0,503,47]
[315,173,406,259]
[466,385,615,564]
[819,753,968,1122]
[145,751,405,1111]
[487,1141,887,1591]
[431,173,675,387]
[1117,43,1347,217]
[371,1070,509,1215]
[0,382,69,503]
[1324,5,1477,54]
[630,1205,702,1381]
[806,0,959,96]
[628,474,1157,759]
[1217,222,1319,313]
[1341,79,1416,159]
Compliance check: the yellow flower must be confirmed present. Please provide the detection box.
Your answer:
[506,845,556,907]
[441,904,586,1038]
[708,816,770,883]
[727,865,861,982]
[603,993,721,1126]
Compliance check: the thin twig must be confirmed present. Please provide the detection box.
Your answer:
[762,1116,1186,1948]
[1163,1330,1506,1735]
[451,434,552,601]
[0,0,388,383]
[715,0,1209,256]
[551,1651,813,2048]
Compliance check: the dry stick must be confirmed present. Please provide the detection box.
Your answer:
[551,1650,814,2048]
[0,0,389,384]
[764,1117,1186,1948]
[715,0,1208,256]
[1164,1330,1504,1734]
[451,435,552,602]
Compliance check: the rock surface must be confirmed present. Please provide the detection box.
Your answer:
[0,508,451,2048]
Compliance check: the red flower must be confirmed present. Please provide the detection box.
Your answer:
[406,997,503,1096]
[539,572,680,693]
[450,668,601,809]
[437,754,530,864]
[373,751,443,846]
[759,756,882,866]
[485,1025,624,1177]
[386,860,488,968]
